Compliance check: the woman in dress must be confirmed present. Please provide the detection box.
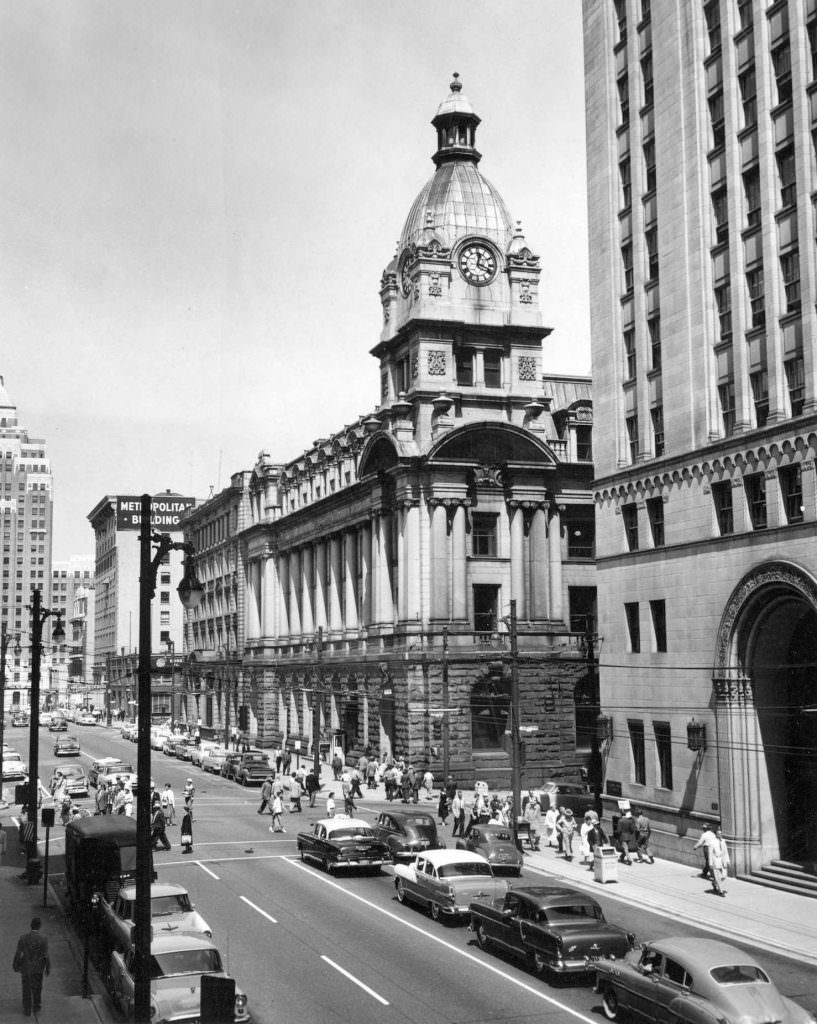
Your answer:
[180,799,194,855]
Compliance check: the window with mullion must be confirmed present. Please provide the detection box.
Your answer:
[646,495,664,545]
[624,328,637,380]
[772,41,792,105]
[745,265,765,329]
[648,315,661,370]
[622,503,639,551]
[780,250,801,313]
[472,513,498,557]
[744,472,767,530]
[779,464,803,524]
[739,66,756,128]
[785,355,805,416]
[750,368,769,428]
[650,406,664,457]
[743,168,761,228]
[654,721,673,788]
[628,719,646,784]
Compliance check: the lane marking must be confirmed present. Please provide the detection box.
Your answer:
[321,955,389,1006]
[240,895,278,924]
[196,861,220,879]
[283,859,596,1023]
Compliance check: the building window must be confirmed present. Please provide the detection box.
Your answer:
[780,250,801,312]
[777,147,796,209]
[622,243,634,293]
[472,513,498,557]
[712,480,734,535]
[626,414,639,462]
[737,0,752,30]
[643,138,656,192]
[743,168,761,229]
[704,0,721,53]
[648,315,661,370]
[750,369,769,428]
[708,90,725,148]
[712,187,729,244]
[650,600,667,653]
[471,678,510,750]
[645,226,659,281]
[614,0,627,43]
[625,602,641,653]
[654,721,673,789]
[620,159,632,210]
[744,472,767,529]
[779,464,804,524]
[715,282,731,340]
[628,719,646,784]
[650,406,664,457]
[565,509,595,559]
[618,73,630,125]
[746,266,765,328]
[569,586,597,634]
[456,348,473,386]
[473,584,498,636]
[809,19,817,80]
[624,328,637,380]
[622,503,639,551]
[641,54,653,108]
[483,349,502,388]
[785,355,805,416]
[772,41,792,105]
[739,66,756,128]
[576,425,593,461]
[647,496,665,546]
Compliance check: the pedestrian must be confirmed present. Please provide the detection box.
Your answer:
[543,805,558,848]
[289,774,303,812]
[325,792,336,818]
[183,778,195,821]
[59,792,73,826]
[151,803,171,851]
[709,826,730,896]
[331,752,342,780]
[384,765,395,801]
[580,811,595,864]
[258,776,273,815]
[587,813,608,866]
[350,766,364,799]
[423,769,434,800]
[445,775,457,804]
[617,809,636,865]
[366,759,377,790]
[112,779,128,816]
[524,792,542,850]
[437,789,449,825]
[194,727,201,749]
[180,801,194,854]
[150,780,161,813]
[95,778,109,815]
[13,916,50,1016]
[634,807,655,863]
[305,768,320,807]
[123,785,134,817]
[559,808,577,860]
[270,793,285,833]
[162,783,176,826]
[283,750,292,775]
[231,727,239,752]
[694,821,714,880]
[451,790,465,837]
[276,751,283,775]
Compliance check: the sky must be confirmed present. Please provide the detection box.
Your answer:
[0,1,590,562]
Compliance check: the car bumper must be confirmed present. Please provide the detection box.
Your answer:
[333,859,385,868]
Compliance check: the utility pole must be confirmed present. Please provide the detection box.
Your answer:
[441,627,450,782]
[312,627,323,779]
[509,600,522,849]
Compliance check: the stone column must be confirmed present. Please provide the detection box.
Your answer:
[404,503,421,621]
[277,552,289,637]
[529,506,549,620]
[314,541,327,633]
[344,529,358,630]
[360,523,372,625]
[548,505,563,623]
[329,534,343,632]
[288,548,301,636]
[262,550,278,637]
[301,544,314,636]
[451,504,467,621]
[397,506,408,621]
[370,514,381,624]
[713,674,761,874]
[246,558,261,639]
[429,502,449,621]
[378,512,394,624]
[509,503,526,620]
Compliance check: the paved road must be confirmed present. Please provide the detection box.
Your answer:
[30,724,817,1024]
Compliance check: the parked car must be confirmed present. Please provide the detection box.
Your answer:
[11,711,29,727]
[97,881,212,952]
[89,758,133,787]
[54,735,81,757]
[470,885,635,976]
[151,727,173,750]
[39,712,53,727]
[2,750,27,780]
[220,752,243,780]
[48,716,68,732]
[393,849,508,922]
[77,712,97,726]
[55,763,89,797]
[120,722,137,741]
[162,735,180,756]
[190,741,219,768]
[108,933,250,1023]
[202,746,230,774]
[372,810,446,861]
[233,752,270,786]
[296,816,390,874]
[173,738,194,760]
[457,825,524,876]
[537,780,594,817]
[595,937,814,1024]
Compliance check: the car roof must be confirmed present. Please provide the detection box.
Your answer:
[507,885,601,908]
[116,882,189,900]
[59,763,86,774]
[420,849,488,866]
[383,810,435,823]
[319,817,371,831]
[646,937,762,967]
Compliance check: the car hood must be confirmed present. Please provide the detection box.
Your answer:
[151,912,210,936]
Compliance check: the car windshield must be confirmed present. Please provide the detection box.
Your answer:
[332,827,374,840]
[439,862,493,877]
[151,948,222,978]
[710,965,770,985]
[62,767,84,778]
[244,756,266,763]
[546,903,603,922]
[152,894,192,916]
[405,815,434,826]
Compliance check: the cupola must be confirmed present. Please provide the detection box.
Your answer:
[431,73,482,167]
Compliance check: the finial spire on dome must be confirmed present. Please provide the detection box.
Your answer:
[431,72,482,168]
[450,72,462,93]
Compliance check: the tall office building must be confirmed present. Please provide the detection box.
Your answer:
[0,376,54,716]
[50,557,94,709]
[584,0,817,882]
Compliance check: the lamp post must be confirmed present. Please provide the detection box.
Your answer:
[134,494,203,1024]
[0,624,22,808]
[27,590,65,862]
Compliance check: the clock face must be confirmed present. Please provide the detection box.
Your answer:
[399,253,413,297]
[459,243,497,285]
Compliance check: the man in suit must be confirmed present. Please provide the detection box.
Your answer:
[13,917,50,1016]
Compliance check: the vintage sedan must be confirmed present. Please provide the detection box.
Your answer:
[11,711,29,727]
[54,734,81,757]
[173,738,195,760]
[190,741,220,768]
[89,758,133,787]
[393,849,508,923]
[2,750,27,780]
[471,885,634,976]
[109,933,250,1022]
[372,810,446,861]
[296,816,390,873]
[201,746,231,774]
[56,763,89,797]
[596,937,814,1024]
[98,881,212,952]
[48,716,68,732]
[457,825,524,876]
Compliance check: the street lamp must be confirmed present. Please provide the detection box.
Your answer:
[134,493,203,1024]
[0,623,22,809]
[27,590,65,866]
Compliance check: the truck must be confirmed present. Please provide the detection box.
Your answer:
[64,815,138,926]
[233,751,270,786]
[468,884,635,977]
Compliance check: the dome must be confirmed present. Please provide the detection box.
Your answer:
[399,161,514,252]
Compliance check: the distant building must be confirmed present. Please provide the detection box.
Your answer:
[0,376,53,716]
[49,558,93,709]
[583,1,817,874]
[87,491,196,721]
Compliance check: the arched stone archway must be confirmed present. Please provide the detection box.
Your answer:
[713,561,817,873]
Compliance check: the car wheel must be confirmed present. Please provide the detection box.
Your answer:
[475,923,490,951]
[395,879,407,904]
[602,985,621,1021]
[430,901,441,922]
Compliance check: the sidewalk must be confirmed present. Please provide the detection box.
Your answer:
[0,802,112,1024]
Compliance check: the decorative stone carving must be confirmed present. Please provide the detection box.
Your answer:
[429,272,442,297]
[381,373,389,402]
[428,350,446,376]
[712,673,753,704]
[518,356,537,381]
[519,279,533,303]
[470,464,505,489]
[411,354,419,380]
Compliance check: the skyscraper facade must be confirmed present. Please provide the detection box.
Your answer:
[584,0,817,875]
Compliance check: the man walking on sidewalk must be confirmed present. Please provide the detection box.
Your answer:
[634,807,655,863]
[13,916,50,1017]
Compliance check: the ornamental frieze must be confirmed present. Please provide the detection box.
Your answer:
[518,356,537,381]
[427,350,446,375]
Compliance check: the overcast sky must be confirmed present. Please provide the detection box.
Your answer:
[0,1,589,561]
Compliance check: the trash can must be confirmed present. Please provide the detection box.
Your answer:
[593,844,619,884]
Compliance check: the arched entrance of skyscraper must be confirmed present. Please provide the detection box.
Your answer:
[713,561,817,874]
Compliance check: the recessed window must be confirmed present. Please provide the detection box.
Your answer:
[714,281,731,341]
[483,350,502,388]
[712,480,734,535]
[712,188,728,244]
[648,315,661,371]
[772,41,792,105]
[576,426,593,462]
[626,415,639,463]
[643,138,656,192]
[651,406,664,457]
[625,602,641,654]
[779,465,803,524]
[473,584,498,636]
[780,250,801,313]
[645,227,659,281]
[650,599,667,652]
[628,719,646,784]
[654,721,673,789]
[566,509,595,559]
[708,90,725,148]
[647,496,664,546]
[785,356,805,416]
[618,73,630,125]
[743,169,761,229]
[622,503,639,552]
[471,513,498,557]
[622,243,634,294]
[750,369,769,429]
[718,379,736,436]
[624,328,637,380]
[619,159,632,210]
[777,147,796,209]
[744,472,767,530]
[641,54,653,108]
[739,67,756,128]
[456,349,474,387]
[703,0,721,53]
